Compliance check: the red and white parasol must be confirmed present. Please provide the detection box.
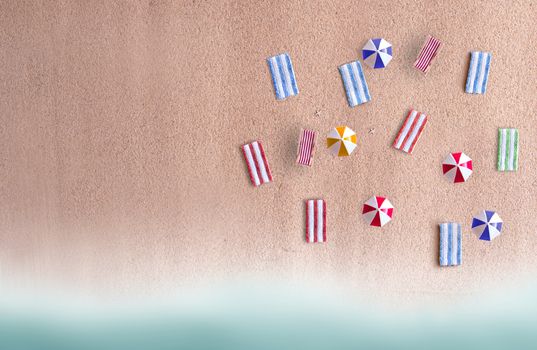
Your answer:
[362,196,394,227]
[442,152,473,183]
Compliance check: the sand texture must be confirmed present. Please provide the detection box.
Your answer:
[1,0,536,304]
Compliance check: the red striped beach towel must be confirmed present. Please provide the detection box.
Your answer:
[306,199,326,243]
[393,109,428,154]
[296,129,316,166]
[241,140,273,187]
[414,36,442,73]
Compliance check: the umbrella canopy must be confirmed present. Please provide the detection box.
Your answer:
[362,38,393,69]
[471,210,503,241]
[362,196,394,227]
[442,152,473,183]
[327,126,357,156]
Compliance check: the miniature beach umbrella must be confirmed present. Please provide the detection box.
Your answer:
[471,210,503,241]
[362,38,393,69]
[362,196,394,227]
[327,126,357,156]
[442,152,473,183]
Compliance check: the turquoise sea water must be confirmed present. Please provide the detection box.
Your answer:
[2,310,536,350]
[1,283,537,349]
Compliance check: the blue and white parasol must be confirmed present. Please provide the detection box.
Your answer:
[471,210,503,241]
[362,38,393,69]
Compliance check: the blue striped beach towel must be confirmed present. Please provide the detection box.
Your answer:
[267,53,299,100]
[465,51,492,94]
[439,223,462,267]
[339,60,371,107]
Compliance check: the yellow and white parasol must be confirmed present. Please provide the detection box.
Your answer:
[327,126,357,156]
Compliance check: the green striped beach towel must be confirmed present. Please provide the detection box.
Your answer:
[497,128,519,171]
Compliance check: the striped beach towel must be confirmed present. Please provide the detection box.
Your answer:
[393,109,429,154]
[465,51,492,94]
[267,53,299,100]
[414,35,442,73]
[306,199,326,243]
[241,140,273,187]
[497,128,519,171]
[296,129,316,166]
[339,60,371,107]
[439,223,462,267]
